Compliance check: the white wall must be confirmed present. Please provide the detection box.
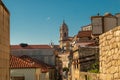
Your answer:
[40,73,49,80]
[11,68,36,80]
[11,68,50,80]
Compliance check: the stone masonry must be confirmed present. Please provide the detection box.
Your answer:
[99,26,120,80]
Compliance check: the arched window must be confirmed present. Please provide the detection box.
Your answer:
[64,32,66,37]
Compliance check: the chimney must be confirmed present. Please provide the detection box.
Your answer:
[20,43,28,47]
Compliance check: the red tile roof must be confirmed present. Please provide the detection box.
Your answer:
[86,42,99,46]
[10,55,38,68]
[11,45,52,49]
[20,55,54,69]
[10,55,53,73]
[77,31,92,38]
[75,41,96,47]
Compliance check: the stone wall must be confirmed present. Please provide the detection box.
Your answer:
[0,1,10,80]
[99,26,120,80]
[79,72,99,80]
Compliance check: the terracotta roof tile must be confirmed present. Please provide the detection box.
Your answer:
[20,55,54,69]
[10,55,37,68]
[10,55,53,73]
[77,31,92,38]
[86,42,99,46]
[75,41,95,47]
[11,45,52,49]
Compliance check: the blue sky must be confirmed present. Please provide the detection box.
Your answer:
[3,0,120,45]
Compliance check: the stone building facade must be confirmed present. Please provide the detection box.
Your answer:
[99,26,120,80]
[0,1,10,80]
[91,13,120,35]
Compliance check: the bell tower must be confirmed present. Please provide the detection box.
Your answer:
[60,21,68,41]
[59,21,69,48]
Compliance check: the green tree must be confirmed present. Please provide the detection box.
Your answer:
[88,62,99,73]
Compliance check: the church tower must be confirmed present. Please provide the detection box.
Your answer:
[59,21,69,48]
[60,21,68,41]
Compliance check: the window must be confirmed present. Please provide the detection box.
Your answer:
[11,76,24,80]
[64,32,66,37]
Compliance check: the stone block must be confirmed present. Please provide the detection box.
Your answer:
[106,74,113,80]
[99,74,106,80]
[109,66,116,74]
[111,49,115,55]
[115,48,119,54]
[107,34,113,40]
[107,61,112,68]
[118,60,120,66]
[114,72,119,79]
[115,37,120,42]
[115,67,119,73]
[117,26,120,30]
[112,43,117,49]
[103,37,107,42]
[107,51,112,56]
[114,30,120,37]
[113,53,118,60]
[117,43,120,49]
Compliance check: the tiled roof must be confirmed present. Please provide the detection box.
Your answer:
[11,45,52,49]
[75,41,95,47]
[87,42,99,46]
[20,55,54,69]
[77,31,92,38]
[10,55,38,68]
[10,55,53,73]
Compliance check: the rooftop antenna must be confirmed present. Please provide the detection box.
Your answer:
[97,13,100,16]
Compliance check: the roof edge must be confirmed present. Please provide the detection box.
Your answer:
[0,1,10,15]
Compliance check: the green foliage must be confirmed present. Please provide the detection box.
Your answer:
[88,62,99,73]
[89,69,99,73]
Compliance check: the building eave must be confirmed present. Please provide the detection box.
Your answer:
[0,1,10,15]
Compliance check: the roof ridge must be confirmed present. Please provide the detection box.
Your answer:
[10,45,52,49]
